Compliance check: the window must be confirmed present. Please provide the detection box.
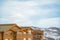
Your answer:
[28,30,31,34]
[28,38,31,40]
[17,32,22,35]
[24,32,26,34]
[10,39,12,40]
[24,38,26,40]
[5,39,8,40]
[5,32,8,35]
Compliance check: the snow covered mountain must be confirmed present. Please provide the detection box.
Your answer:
[43,27,60,40]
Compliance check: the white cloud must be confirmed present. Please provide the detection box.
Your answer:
[2,0,59,17]
[2,1,38,16]
[33,0,60,6]
[1,1,38,26]
[38,18,60,28]
[1,0,60,27]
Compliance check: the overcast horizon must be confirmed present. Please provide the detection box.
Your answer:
[0,0,60,28]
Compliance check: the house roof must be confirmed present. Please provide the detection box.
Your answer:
[0,24,16,32]
[21,26,32,30]
[21,26,41,30]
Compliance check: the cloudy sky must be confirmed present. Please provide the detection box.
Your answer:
[0,0,60,28]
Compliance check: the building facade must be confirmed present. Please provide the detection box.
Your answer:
[0,24,43,40]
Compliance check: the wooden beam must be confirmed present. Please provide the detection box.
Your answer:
[13,32,17,40]
[1,32,4,40]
